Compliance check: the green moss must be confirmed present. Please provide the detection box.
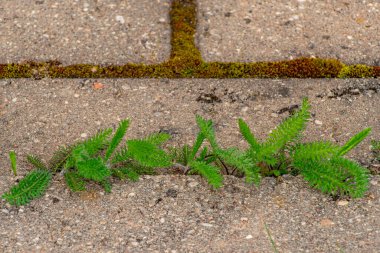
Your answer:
[338,64,375,78]
[0,0,378,79]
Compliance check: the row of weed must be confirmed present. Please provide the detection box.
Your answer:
[2,98,375,206]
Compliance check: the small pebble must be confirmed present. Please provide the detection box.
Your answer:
[115,15,125,24]
[80,133,88,138]
[189,181,199,188]
[245,235,253,239]
[315,120,323,125]
[337,200,349,206]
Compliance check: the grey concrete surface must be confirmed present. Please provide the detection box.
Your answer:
[0,0,171,65]
[0,78,379,252]
[1,78,379,166]
[0,174,379,253]
[197,0,380,65]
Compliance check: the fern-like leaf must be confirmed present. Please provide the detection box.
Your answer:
[105,119,130,161]
[49,145,75,173]
[330,157,369,198]
[189,160,223,188]
[216,148,261,185]
[259,98,310,161]
[100,179,112,193]
[190,132,206,160]
[82,128,113,156]
[64,171,86,192]
[144,132,171,146]
[112,168,139,181]
[196,115,218,150]
[297,160,350,196]
[77,157,111,182]
[169,145,192,166]
[127,140,172,168]
[2,169,52,206]
[27,155,47,170]
[338,128,371,156]
[292,141,339,162]
[9,150,17,176]
[238,119,260,152]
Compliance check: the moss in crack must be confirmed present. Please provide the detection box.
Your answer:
[338,64,375,78]
[0,0,378,79]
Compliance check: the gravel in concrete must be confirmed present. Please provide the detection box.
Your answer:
[0,0,171,65]
[197,0,380,65]
[0,78,379,252]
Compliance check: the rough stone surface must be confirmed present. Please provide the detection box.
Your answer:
[1,78,379,165]
[0,0,171,65]
[0,175,379,252]
[0,78,380,252]
[197,0,380,65]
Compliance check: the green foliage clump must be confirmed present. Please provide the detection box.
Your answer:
[2,169,51,206]
[239,99,370,198]
[1,101,373,206]
[170,115,261,188]
[2,119,172,206]
[170,98,371,198]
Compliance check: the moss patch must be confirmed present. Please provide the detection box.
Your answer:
[0,0,378,79]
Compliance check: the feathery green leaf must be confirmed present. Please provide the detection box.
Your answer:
[238,119,260,152]
[127,140,172,168]
[216,148,261,185]
[100,179,112,193]
[64,171,86,192]
[112,168,139,181]
[260,98,310,158]
[292,141,339,162]
[338,128,371,156]
[82,128,113,156]
[196,115,218,150]
[77,157,110,182]
[49,145,75,173]
[9,150,17,176]
[189,160,223,188]
[144,132,171,146]
[105,119,130,161]
[2,169,52,206]
[27,154,47,170]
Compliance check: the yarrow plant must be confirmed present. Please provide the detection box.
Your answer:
[2,99,372,206]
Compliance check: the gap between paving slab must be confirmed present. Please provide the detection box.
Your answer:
[0,78,379,252]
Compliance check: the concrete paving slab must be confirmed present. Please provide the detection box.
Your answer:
[1,78,379,165]
[197,0,380,65]
[0,0,171,65]
[0,78,379,252]
[0,174,379,253]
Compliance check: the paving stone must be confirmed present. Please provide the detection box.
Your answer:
[197,0,380,65]
[0,78,379,252]
[0,0,171,65]
[0,78,379,165]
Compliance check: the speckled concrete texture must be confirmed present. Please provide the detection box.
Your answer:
[197,0,380,65]
[0,0,171,65]
[0,78,380,252]
[1,79,379,166]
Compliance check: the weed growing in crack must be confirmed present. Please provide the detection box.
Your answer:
[2,119,172,206]
[2,100,373,206]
